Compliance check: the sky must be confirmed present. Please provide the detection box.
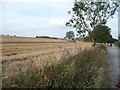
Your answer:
[0,0,118,39]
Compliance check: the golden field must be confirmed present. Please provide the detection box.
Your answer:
[1,35,91,78]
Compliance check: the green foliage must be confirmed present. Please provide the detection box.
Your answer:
[119,34,120,41]
[66,31,75,40]
[111,38,118,43]
[36,36,58,39]
[3,48,109,88]
[83,35,92,42]
[66,1,118,36]
[115,42,120,48]
[74,48,109,88]
[90,25,112,43]
[36,36,50,38]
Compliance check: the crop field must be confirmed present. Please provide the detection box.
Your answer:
[1,35,91,79]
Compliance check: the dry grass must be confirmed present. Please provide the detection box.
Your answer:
[2,35,91,79]
[97,43,108,51]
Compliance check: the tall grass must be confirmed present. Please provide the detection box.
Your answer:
[3,47,109,88]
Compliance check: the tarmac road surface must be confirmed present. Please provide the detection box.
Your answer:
[107,45,120,88]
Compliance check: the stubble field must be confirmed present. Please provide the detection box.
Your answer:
[1,35,91,78]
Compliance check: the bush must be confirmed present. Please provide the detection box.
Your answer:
[115,42,120,48]
[3,48,109,88]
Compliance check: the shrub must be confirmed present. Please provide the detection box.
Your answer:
[115,42,120,48]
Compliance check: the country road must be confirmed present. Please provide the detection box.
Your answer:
[107,45,120,88]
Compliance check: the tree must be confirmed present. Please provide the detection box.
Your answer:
[119,34,120,41]
[66,1,118,40]
[66,31,75,40]
[83,35,92,42]
[111,38,118,43]
[90,25,113,44]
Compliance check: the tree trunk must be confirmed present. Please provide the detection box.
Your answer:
[93,39,96,47]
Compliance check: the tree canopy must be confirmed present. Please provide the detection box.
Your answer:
[66,31,75,40]
[66,1,118,36]
[118,34,120,40]
[90,25,112,43]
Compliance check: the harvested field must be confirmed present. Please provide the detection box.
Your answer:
[1,35,91,78]
[2,35,67,43]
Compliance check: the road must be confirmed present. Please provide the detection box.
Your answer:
[107,45,120,88]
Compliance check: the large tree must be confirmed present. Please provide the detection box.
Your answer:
[66,1,118,39]
[118,33,120,41]
[90,25,112,43]
[66,31,75,40]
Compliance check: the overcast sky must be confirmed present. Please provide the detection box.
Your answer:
[0,0,118,39]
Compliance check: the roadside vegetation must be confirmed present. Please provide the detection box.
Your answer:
[115,34,120,48]
[3,46,109,88]
[114,42,120,48]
